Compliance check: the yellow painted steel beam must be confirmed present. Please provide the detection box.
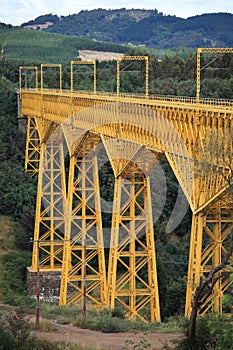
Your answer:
[60,148,106,307]
[196,47,233,101]
[41,63,62,92]
[185,193,233,317]
[31,129,66,271]
[70,60,96,93]
[107,171,160,322]
[19,66,38,92]
[20,89,233,122]
[25,116,40,175]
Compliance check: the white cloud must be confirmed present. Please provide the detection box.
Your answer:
[151,0,233,18]
[0,0,50,25]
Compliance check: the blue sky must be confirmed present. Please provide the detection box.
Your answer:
[0,0,233,25]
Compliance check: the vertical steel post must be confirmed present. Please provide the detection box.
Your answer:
[82,244,87,317]
[117,58,120,95]
[59,64,62,92]
[145,56,149,98]
[36,241,40,328]
[93,60,97,94]
[185,212,204,317]
[196,48,202,102]
[70,61,74,92]
[41,64,43,92]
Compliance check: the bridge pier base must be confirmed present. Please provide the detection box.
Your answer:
[27,267,61,302]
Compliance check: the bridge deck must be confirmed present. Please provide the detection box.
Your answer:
[20,88,233,113]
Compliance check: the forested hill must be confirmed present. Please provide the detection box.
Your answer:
[21,9,233,49]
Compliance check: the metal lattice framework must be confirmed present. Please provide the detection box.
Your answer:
[25,116,40,174]
[108,172,160,322]
[60,132,106,307]
[19,51,233,321]
[186,193,233,316]
[32,128,66,270]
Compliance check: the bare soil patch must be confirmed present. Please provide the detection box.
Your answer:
[35,320,181,350]
[78,50,124,62]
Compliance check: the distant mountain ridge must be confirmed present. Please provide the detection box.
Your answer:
[21,8,233,49]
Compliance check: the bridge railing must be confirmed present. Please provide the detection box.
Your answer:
[20,87,233,112]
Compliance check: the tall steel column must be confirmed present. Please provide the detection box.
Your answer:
[185,193,233,317]
[60,153,106,307]
[31,130,66,271]
[108,170,161,322]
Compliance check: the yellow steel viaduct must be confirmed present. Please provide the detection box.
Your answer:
[19,49,233,322]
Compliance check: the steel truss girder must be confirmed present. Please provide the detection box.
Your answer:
[60,155,107,307]
[185,192,233,317]
[32,131,66,271]
[25,116,40,175]
[108,171,161,322]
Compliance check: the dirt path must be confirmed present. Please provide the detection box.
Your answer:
[78,50,124,61]
[36,322,180,349]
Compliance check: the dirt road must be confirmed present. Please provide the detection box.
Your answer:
[37,322,180,349]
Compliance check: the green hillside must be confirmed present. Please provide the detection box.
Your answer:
[22,9,233,49]
[0,23,128,64]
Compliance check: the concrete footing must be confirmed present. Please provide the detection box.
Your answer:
[27,267,62,302]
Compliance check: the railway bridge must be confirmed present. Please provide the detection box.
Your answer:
[19,51,233,322]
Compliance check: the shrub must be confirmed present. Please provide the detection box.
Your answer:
[0,310,31,350]
[111,306,126,319]
[95,314,130,333]
[0,308,80,350]
[163,314,233,350]
[0,250,31,305]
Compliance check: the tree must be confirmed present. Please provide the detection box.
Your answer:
[0,76,37,219]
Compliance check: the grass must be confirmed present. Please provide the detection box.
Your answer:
[0,25,128,64]
[30,319,58,332]
[39,302,185,334]
[155,316,188,334]
[0,215,15,253]
[40,302,95,325]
